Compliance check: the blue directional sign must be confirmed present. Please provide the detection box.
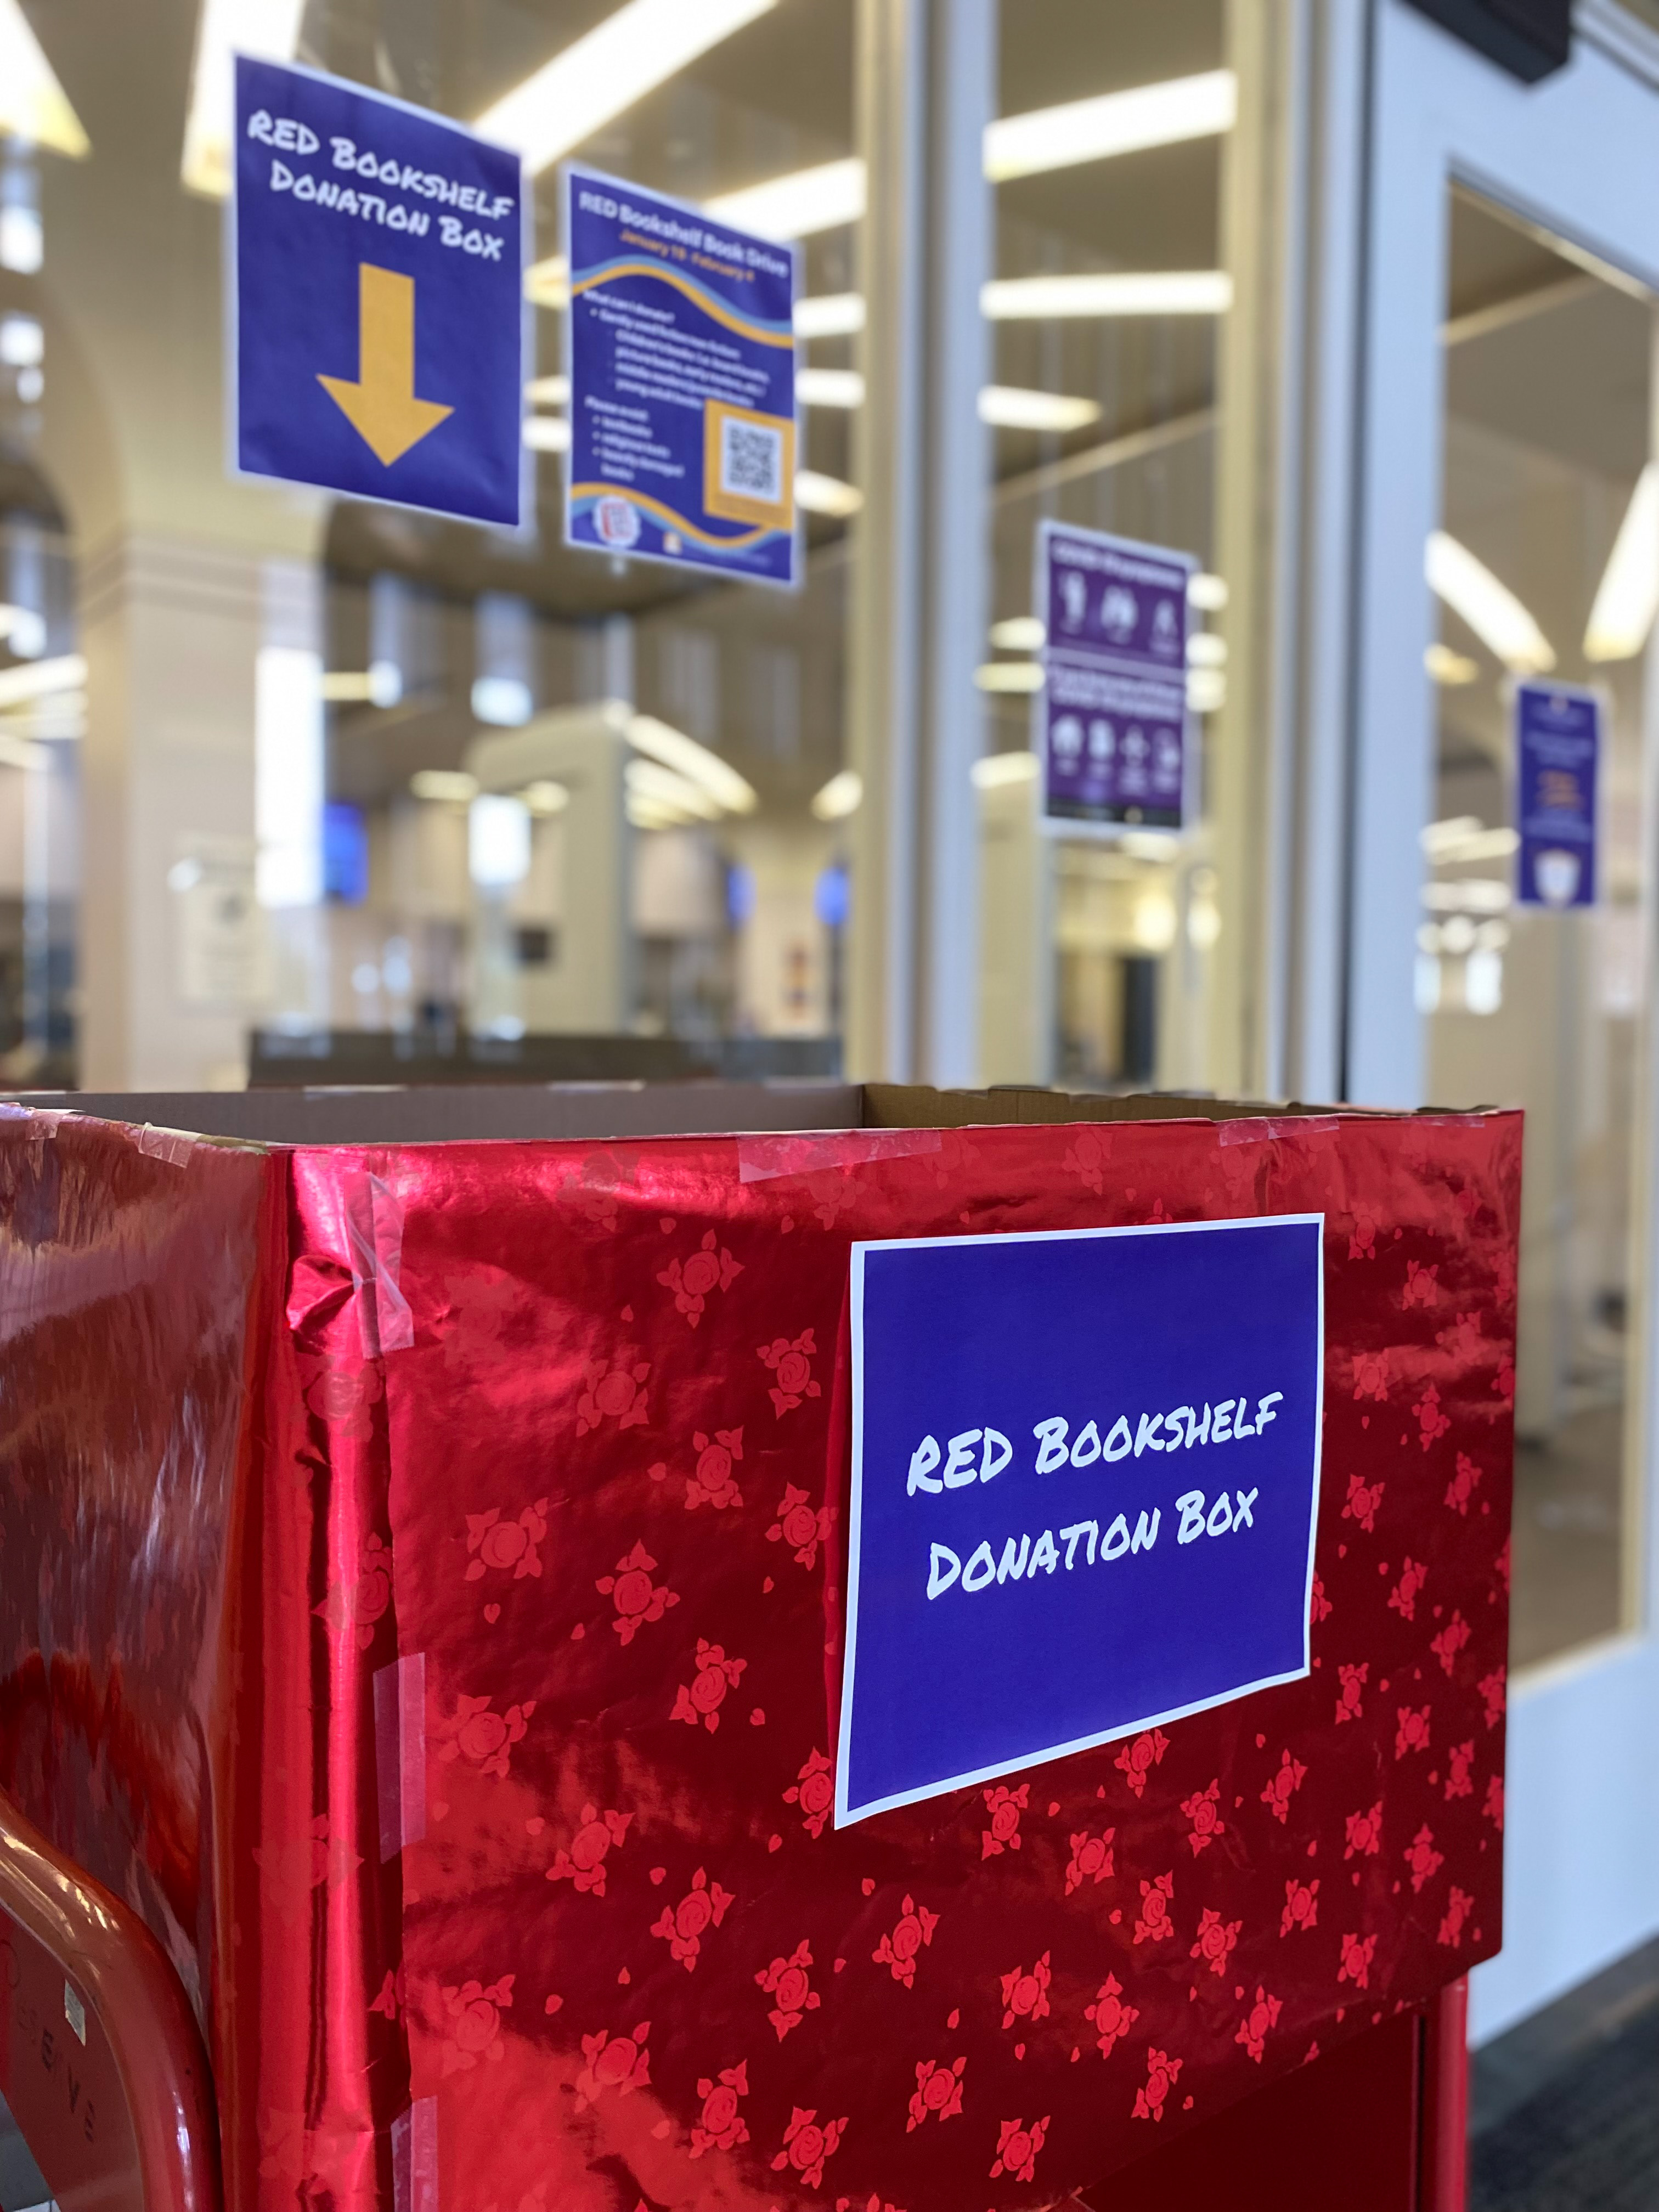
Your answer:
[838,1215,1325,1826]
[1514,680,1600,909]
[233,57,524,526]
[565,164,799,586]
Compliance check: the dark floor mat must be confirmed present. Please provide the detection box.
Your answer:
[1472,1996,1659,2212]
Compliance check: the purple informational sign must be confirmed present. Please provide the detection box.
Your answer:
[1514,680,1600,909]
[1034,520,1196,833]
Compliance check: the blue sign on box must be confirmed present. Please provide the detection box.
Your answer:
[837,1215,1324,1826]
[565,164,799,585]
[1514,680,1600,908]
[233,57,524,526]
[1036,519,1195,833]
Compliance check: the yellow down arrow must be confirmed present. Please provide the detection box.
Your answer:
[318,263,454,466]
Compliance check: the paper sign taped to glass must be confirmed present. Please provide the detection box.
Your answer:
[1035,518,1195,832]
[1514,678,1600,908]
[564,163,800,584]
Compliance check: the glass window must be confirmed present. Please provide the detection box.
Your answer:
[979,0,1226,1092]
[5,0,860,1090]
[1429,188,1651,1668]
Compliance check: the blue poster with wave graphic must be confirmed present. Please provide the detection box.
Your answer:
[563,165,799,586]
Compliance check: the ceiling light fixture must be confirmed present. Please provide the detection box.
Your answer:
[983,270,1232,320]
[0,654,85,709]
[410,769,478,804]
[971,751,1041,788]
[182,0,305,197]
[477,0,775,173]
[1425,531,1554,673]
[1187,572,1227,611]
[704,154,865,240]
[811,768,862,821]
[973,662,1045,694]
[627,713,758,814]
[523,416,572,452]
[525,374,571,406]
[989,616,1045,651]
[794,292,865,339]
[798,367,865,409]
[626,754,722,822]
[1424,642,1479,686]
[525,256,569,309]
[978,385,1102,432]
[1585,462,1659,662]
[521,779,570,816]
[985,68,1235,183]
[0,0,91,159]
[795,470,863,517]
[321,663,402,706]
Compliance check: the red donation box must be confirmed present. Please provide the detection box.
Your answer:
[0,1088,1517,2212]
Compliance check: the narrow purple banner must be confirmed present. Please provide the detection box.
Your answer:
[1514,680,1599,909]
[1034,520,1196,833]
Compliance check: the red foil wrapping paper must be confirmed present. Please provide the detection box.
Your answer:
[0,1105,1519,2212]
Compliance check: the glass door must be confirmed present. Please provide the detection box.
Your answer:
[1356,0,1659,2042]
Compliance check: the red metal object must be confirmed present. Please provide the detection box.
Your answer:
[1422,1974,1472,2212]
[0,1787,221,2212]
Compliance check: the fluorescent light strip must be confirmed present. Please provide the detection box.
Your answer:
[979,385,1101,432]
[798,367,865,409]
[794,292,865,339]
[704,155,865,241]
[972,751,1040,788]
[989,616,1045,651]
[628,713,758,814]
[525,374,571,405]
[1425,531,1554,674]
[984,270,1232,319]
[0,654,85,709]
[182,0,305,197]
[985,69,1235,183]
[1585,462,1659,662]
[811,769,862,822]
[974,662,1045,694]
[477,0,775,176]
[526,256,569,308]
[796,470,862,517]
[626,754,722,822]
[0,0,90,159]
[703,66,1238,250]
[523,416,572,452]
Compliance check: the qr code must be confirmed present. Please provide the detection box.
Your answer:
[720,415,784,501]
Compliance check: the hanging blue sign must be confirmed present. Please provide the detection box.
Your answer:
[1034,520,1195,833]
[837,1215,1325,1826]
[1514,680,1600,908]
[233,56,524,526]
[565,164,799,586]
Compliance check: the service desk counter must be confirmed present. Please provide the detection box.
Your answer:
[0,1084,1519,2212]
